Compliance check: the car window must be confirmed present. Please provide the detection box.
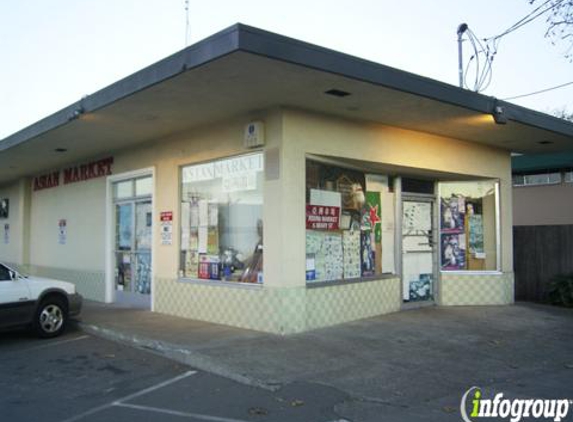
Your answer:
[0,265,13,281]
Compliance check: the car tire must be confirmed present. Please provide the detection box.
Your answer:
[33,296,68,338]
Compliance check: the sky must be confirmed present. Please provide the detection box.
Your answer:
[1,0,572,140]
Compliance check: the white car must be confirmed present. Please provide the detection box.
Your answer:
[0,263,82,338]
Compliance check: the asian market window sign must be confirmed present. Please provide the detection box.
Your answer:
[33,157,114,192]
[182,154,263,192]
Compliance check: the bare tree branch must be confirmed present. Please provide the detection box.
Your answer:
[530,0,573,60]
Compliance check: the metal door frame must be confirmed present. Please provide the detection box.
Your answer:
[114,198,152,297]
[400,192,439,309]
[105,168,155,309]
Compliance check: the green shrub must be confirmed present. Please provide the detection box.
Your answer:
[548,274,573,307]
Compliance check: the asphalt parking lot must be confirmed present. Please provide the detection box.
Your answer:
[3,303,573,422]
[0,325,348,422]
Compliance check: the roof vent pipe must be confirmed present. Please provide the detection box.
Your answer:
[457,23,468,88]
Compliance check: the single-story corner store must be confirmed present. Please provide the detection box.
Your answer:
[2,24,573,334]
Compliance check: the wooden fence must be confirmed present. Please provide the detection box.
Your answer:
[513,225,573,302]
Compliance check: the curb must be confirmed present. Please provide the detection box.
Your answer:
[78,322,281,392]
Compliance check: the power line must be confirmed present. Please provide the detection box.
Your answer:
[501,80,573,100]
[486,0,563,42]
[459,0,567,93]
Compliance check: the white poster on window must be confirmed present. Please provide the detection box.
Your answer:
[198,199,208,227]
[403,202,432,232]
[310,189,341,208]
[198,226,208,253]
[58,219,67,245]
[160,211,173,246]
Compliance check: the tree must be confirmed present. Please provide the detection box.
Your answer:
[551,107,573,121]
[530,0,573,60]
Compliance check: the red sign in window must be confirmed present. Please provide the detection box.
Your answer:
[306,205,340,230]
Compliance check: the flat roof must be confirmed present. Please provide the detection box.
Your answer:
[512,152,573,173]
[1,23,573,184]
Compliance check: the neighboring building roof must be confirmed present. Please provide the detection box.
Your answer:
[512,152,573,173]
[1,23,573,184]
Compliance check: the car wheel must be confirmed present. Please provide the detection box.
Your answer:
[34,296,67,338]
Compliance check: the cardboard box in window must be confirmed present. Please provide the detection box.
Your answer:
[198,254,220,280]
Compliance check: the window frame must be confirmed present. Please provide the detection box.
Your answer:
[437,180,502,275]
[512,171,562,187]
[304,155,397,285]
[177,151,265,285]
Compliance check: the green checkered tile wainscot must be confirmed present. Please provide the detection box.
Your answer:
[154,279,289,333]
[440,272,514,306]
[306,277,401,330]
[25,264,106,301]
[154,277,401,334]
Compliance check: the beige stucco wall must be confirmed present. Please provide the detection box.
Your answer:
[513,183,573,226]
[109,109,284,283]
[6,107,514,331]
[30,177,106,271]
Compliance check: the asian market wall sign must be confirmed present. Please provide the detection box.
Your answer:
[306,205,340,230]
[33,157,114,192]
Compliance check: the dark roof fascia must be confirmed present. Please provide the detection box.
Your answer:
[0,24,242,151]
[236,24,573,138]
[2,23,573,152]
[512,152,573,173]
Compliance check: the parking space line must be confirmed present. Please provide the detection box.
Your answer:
[113,370,198,404]
[14,335,90,354]
[59,370,197,422]
[115,402,251,422]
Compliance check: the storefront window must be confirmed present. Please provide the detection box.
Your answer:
[512,172,561,186]
[180,153,264,283]
[439,180,498,272]
[305,159,395,283]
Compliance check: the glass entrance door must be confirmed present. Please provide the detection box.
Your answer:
[402,199,436,304]
[113,176,152,308]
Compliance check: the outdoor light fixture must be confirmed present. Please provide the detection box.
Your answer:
[492,105,507,125]
[69,106,85,121]
[54,148,68,153]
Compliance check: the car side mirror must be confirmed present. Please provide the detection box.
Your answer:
[8,270,17,280]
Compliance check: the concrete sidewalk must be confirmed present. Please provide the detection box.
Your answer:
[77,301,573,421]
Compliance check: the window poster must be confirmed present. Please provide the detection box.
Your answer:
[361,230,375,276]
[0,198,8,219]
[363,192,382,242]
[441,196,465,234]
[408,273,433,302]
[403,201,432,233]
[468,214,484,254]
[160,211,173,246]
[342,230,361,279]
[441,233,466,270]
[306,230,343,282]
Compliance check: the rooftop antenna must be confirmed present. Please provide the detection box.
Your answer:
[457,23,468,88]
[185,0,190,46]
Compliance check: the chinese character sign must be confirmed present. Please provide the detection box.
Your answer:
[306,205,340,230]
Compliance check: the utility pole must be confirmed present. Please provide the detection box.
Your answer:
[457,23,468,88]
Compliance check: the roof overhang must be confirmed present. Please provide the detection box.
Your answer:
[2,23,573,184]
